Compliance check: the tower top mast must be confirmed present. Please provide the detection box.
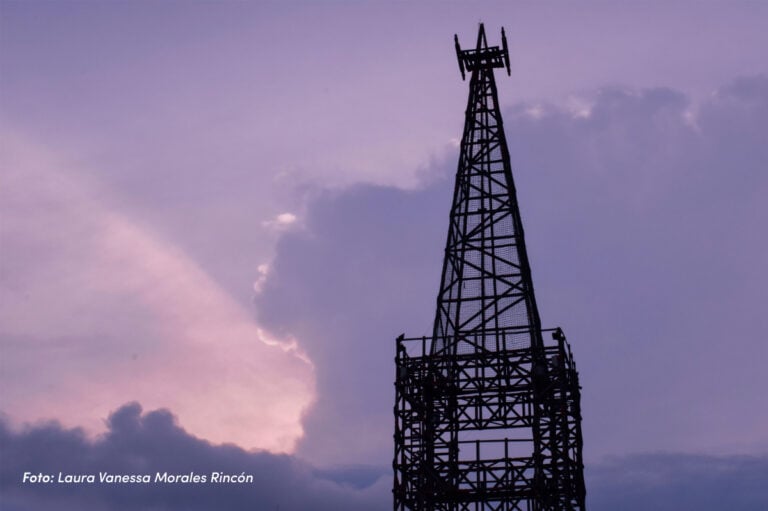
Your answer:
[454,23,511,80]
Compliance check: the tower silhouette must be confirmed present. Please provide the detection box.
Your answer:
[393,25,586,511]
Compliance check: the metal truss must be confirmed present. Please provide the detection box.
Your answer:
[393,24,586,511]
[394,328,585,510]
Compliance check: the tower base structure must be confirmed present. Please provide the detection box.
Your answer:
[394,327,585,511]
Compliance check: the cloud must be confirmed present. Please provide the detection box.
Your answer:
[587,452,768,510]
[255,76,768,465]
[0,403,389,511]
[2,406,766,511]
[255,181,451,465]
[0,133,315,453]
[262,212,299,231]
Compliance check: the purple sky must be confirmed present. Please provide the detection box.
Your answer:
[2,1,768,509]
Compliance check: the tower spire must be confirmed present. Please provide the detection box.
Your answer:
[394,26,587,511]
[434,22,542,358]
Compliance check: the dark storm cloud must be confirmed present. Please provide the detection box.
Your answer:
[0,403,388,511]
[255,76,768,465]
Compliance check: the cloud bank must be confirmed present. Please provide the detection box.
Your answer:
[0,403,389,511]
[587,452,768,510]
[2,405,766,510]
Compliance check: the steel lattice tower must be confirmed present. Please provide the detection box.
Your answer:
[393,25,586,511]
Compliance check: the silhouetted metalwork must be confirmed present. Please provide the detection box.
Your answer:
[393,24,586,511]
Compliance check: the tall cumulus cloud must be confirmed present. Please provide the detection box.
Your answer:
[255,76,768,465]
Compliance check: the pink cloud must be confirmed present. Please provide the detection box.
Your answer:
[0,132,315,453]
